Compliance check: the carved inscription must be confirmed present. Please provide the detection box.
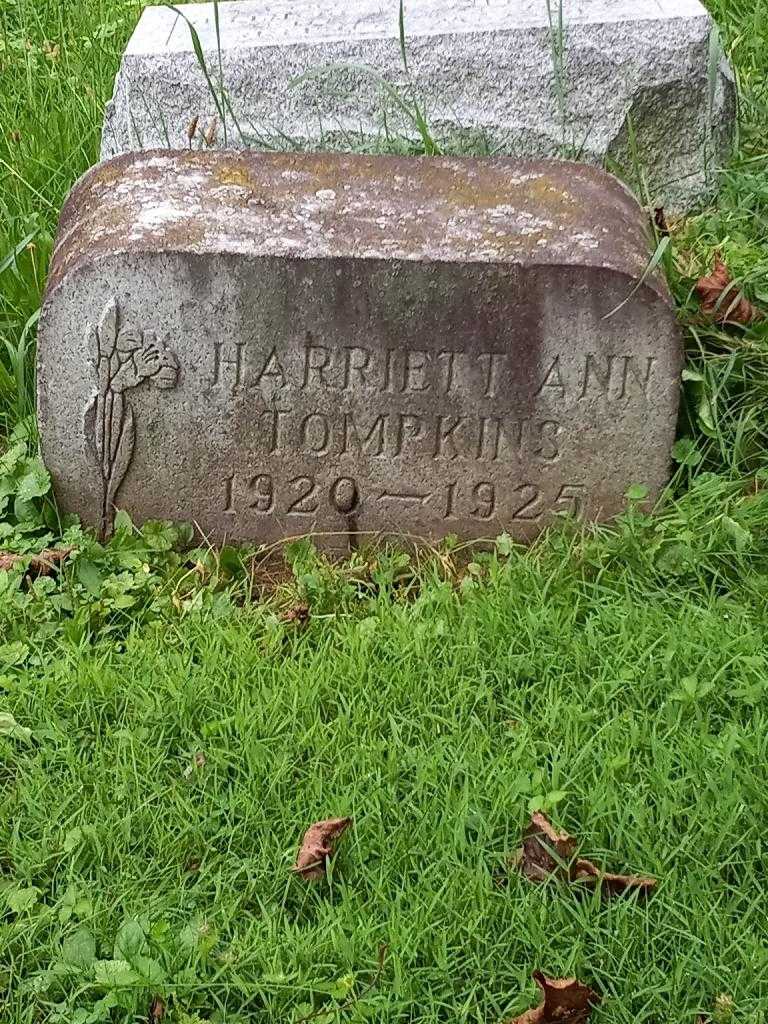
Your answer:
[228,409,562,463]
[210,342,659,402]
[224,473,361,517]
[224,472,586,526]
[208,338,662,536]
[84,297,179,538]
[81,323,660,540]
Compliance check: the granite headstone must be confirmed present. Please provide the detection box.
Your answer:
[37,151,682,549]
[101,0,734,211]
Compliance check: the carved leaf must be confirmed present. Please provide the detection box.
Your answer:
[134,340,162,380]
[98,297,119,359]
[91,393,106,472]
[109,392,125,464]
[84,296,180,537]
[105,402,135,515]
[110,358,143,393]
[101,390,114,479]
[86,326,100,369]
[153,347,180,390]
[83,397,101,473]
[116,327,143,354]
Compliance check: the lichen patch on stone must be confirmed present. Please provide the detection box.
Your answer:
[47,151,670,300]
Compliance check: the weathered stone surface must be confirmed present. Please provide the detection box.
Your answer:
[38,151,681,550]
[101,0,734,212]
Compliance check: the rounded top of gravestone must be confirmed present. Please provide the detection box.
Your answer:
[49,151,666,300]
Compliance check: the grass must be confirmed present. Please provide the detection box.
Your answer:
[2,518,768,1024]
[1,0,768,1021]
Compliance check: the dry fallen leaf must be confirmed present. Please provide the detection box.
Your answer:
[515,812,577,882]
[695,256,762,325]
[293,817,352,880]
[0,546,74,577]
[572,856,657,897]
[281,603,310,625]
[147,995,165,1023]
[508,972,600,1024]
[514,813,656,897]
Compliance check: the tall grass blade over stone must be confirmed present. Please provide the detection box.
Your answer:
[212,0,227,146]
[169,3,228,145]
[603,236,671,320]
[546,0,568,150]
[398,0,409,74]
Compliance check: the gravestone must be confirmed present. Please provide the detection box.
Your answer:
[101,0,734,212]
[38,151,681,549]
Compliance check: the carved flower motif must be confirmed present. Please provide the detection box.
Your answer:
[86,295,181,541]
[153,349,180,390]
[133,338,163,379]
[116,327,143,353]
[110,333,179,392]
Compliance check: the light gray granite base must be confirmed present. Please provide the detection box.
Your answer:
[101,0,735,212]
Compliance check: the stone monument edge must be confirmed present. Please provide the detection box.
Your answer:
[44,150,674,306]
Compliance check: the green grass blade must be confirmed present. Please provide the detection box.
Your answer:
[213,0,228,146]
[169,4,227,135]
[398,0,409,73]
[0,231,38,278]
[290,62,439,154]
[603,236,671,319]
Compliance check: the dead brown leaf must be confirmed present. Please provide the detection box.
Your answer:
[508,972,600,1024]
[695,256,762,325]
[572,857,657,898]
[147,996,165,1023]
[515,812,577,882]
[293,817,352,880]
[513,813,656,897]
[182,751,206,781]
[0,546,74,577]
[280,603,310,625]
